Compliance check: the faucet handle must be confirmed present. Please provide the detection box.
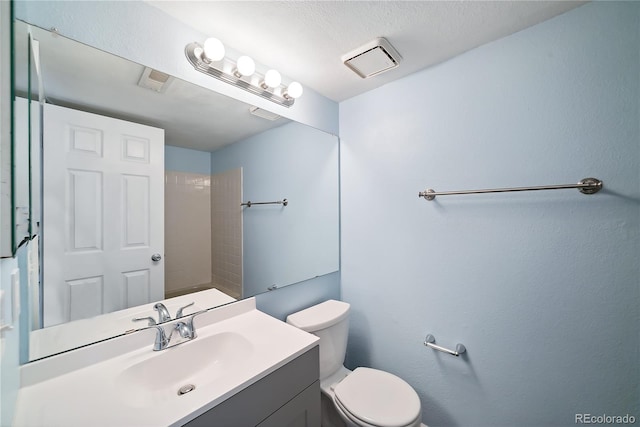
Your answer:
[132,316,157,326]
[175,302,195,318]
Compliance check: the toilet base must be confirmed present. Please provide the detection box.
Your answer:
[320,366,351,427]
[321,392,347,427]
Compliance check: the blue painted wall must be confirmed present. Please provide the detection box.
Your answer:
[339,3,639,426]
[211,121,340,297]
[165,145,211,175]
[256,272,340,321]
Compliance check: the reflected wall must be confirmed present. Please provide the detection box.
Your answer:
[212,121,340,297]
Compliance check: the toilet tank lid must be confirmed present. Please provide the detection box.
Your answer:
[286,300,350,332]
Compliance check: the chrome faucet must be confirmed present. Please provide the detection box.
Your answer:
[154,303,172,323]
[132,301,195,327]
[151,316,197,351]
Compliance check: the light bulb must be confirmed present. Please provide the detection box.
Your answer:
[235,56,255,77]
[202,38,225,63]
[193,46,204,60]
[284,82,303,99]
[262,69,282,89]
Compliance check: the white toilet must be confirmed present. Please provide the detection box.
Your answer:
[287,300,422,427]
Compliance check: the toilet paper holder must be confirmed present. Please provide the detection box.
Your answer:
[424,334,466,357]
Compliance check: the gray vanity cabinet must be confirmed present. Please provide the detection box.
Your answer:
[183,346,320,427]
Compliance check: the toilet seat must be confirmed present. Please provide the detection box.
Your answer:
[333,367,421,427]
[334,396,381,427]
[334,398,421,427]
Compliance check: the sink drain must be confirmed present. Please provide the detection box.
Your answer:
[178,384,196,396]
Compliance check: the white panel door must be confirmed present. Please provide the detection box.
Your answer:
[43,103,164,327]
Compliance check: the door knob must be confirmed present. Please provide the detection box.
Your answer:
[151,253,162,262]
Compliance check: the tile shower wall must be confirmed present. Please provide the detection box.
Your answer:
[210,168,243,299]
[164,170,212,297]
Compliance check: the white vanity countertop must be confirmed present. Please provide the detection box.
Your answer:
[14,298,319,427]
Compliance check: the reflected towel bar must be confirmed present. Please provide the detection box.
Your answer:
[241,198,288,207]
[419,177,602,201]
[424,334,466,357]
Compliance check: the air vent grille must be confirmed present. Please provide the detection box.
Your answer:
[341,38,401,79]
[138,67,173,93]
[249,106,281,121]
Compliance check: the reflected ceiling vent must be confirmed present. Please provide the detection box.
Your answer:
[341,37,402,79]
[249,106,281,121]
[138,67,173,93]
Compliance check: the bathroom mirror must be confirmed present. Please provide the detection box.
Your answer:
[15,21,339,361]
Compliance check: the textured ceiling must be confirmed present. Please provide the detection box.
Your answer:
[148,1,586,102]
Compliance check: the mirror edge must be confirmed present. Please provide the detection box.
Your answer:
[1,0,14,257]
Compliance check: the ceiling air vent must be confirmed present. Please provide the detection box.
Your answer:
[249,106,281,121]
[341,37,401,79]
[138,67,173,93]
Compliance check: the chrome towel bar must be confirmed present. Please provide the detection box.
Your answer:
[419,177,602,201]
[241,198,288,207]
[424,334,466,357]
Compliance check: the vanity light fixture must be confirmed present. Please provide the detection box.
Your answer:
[185,38,303,107]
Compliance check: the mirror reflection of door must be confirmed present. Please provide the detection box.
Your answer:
[42,103,164,327]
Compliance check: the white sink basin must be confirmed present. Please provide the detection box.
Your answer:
[15,298,319,427]
[117,332,254,408]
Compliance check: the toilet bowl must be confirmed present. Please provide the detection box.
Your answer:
[286,300,422,427]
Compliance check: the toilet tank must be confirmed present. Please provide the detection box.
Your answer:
[286,300,350,380]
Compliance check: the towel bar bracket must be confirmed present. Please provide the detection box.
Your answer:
[577,178,602,195]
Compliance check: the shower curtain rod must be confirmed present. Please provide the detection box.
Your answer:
[419,178,603,201]
[241,198,288,207]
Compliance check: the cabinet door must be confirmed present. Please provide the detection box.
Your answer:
[182,347,319,427]
[257,381,320,427]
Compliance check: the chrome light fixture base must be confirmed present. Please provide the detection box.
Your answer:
[185,42,295,108]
